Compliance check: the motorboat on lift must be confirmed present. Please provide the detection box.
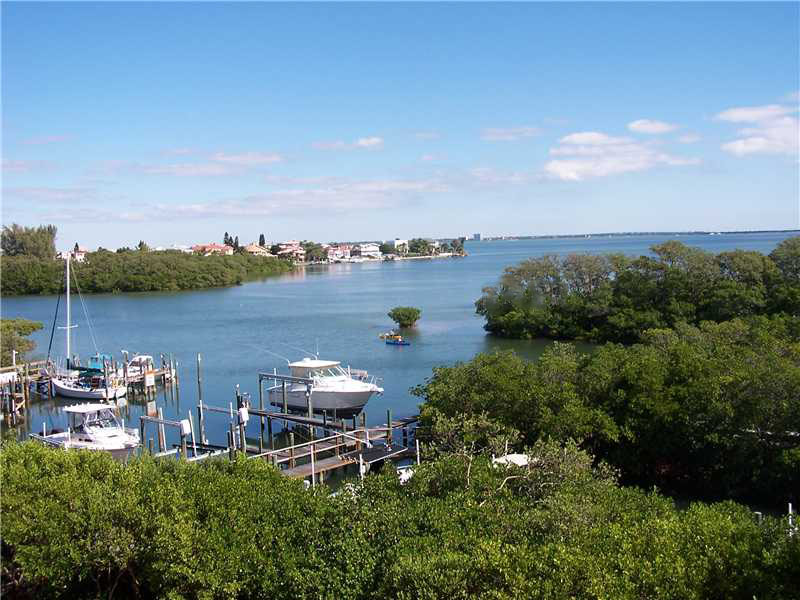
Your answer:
[32,403,139,460]
[267,357,383,418]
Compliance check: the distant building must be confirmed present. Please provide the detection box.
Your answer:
[58,245,88,262]
[277,241,306,261]
[472,233,482,241]
[243,243,271,256]
[388,238,409,254]
[192,243,234,256]
[327,244,352,261]
[354,242,382,259]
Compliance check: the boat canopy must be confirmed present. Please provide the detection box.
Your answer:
[288,358,341,369]
[64,403,119,414]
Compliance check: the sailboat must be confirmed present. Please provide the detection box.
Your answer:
[49,256,127,401]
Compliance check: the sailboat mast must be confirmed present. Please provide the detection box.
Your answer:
[66,255,71,366]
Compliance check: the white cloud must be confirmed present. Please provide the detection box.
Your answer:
[143,163,237,177]
[211,152,283,165]
[2,159,56,173]
[715,103,799,156]
[355,137,383,148]
[470,167,532,185]
[678,134,701,144]
[558,131,631,145]
[4,186,95,202]
[312,136,383,150]
[715,104,795,123]
[627,119,678,134]
[544,131,699,181]
[481,126,540,141]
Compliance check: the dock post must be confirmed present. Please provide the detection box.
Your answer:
[289,432,296,468]
[122,350,129,388]
[282,380,287,414]
[386,409,392,443]
[139,420,146,452]
[310,443,316,488]
[197,402,207,445]
[196,353,203,406]
[305,385,312,418]
[188,411,197,457]
[359,453,364,480]
[157,408,166,452]
[323,409,328,429]
[258,377,265,448]
[148,438,154,454]
[180,432,188,459]
[228,429,235,461]
[239,421,247,455]
[267,416,274,450]
[416,439,421,465]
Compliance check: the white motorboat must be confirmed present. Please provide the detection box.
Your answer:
[32,404,139,459]
[267,358,383,418]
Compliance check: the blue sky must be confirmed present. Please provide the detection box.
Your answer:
[2,2,798,250]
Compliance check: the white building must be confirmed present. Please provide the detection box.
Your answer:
[355,242,382,259]
[388,238,409,254]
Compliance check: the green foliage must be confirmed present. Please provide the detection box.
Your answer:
[300,241,326,262]
[477,238,800,343]
[408,238,433,255]
[415,318,800,504]
[0,319,44,366]
[388,306,421,328]
[1,251,292,296]
[379,242,394,254]
[1,224,57,259]
[5,441,797,599]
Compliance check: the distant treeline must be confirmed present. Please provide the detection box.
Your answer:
[476,237,800,343]
[3,440,799,599]
[1,250,292,296]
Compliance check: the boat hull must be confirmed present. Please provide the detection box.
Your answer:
[268,388,376,418]
[51,378,127,400]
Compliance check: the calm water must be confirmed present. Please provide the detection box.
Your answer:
[2,232,796,445]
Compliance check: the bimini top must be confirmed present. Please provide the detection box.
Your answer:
[64,403,118,414]
[288,358,341,369]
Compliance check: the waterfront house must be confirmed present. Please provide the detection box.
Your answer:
[388,238,409,254]
[192,243,234,256]
[326,244,352,261]
[354,242,382,259]
[244,243,272,256]
[277,241,306,261]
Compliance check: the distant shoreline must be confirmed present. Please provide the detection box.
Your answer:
[480,229,799,242]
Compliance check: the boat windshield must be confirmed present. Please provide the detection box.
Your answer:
[309,366,349,379]
[82,409,119,429]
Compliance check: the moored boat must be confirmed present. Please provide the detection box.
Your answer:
[267,357,383,418]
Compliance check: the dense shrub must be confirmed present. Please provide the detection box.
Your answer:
[1,251,292,296]
[2,442,798,599]
[414,317,800,504]
[476,237,800,343]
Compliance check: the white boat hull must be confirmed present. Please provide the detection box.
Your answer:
[51,377,127,400]
[268,388,377,418]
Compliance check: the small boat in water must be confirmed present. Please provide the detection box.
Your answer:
[385,337,410,346]
[32,403,139,460]
[267,358,383,418]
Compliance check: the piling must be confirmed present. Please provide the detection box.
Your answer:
[289,432,296,468]
[386,409,392,443]
[157,407,166,452]
[196,353,203,406]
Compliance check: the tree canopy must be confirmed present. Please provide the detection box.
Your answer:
[388,306,421,328]
[1,224,57,259]
[476,237,800,343]
[0,319,44,366]
[2,251,292,296]
[415,316,800,505]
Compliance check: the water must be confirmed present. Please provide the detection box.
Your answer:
[2,231,796,445]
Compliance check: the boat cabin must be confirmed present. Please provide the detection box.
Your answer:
[64,403,123,433]
[288,358,344,379]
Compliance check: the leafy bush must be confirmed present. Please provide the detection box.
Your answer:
[476,237,800,343]
[388,306,421,328]
[1,441,798,598]
[415,317,800,504]
[1,251,292,296]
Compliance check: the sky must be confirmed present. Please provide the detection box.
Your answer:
[2,2,799,250]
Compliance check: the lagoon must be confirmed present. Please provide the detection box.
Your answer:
[2,231,796,444]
